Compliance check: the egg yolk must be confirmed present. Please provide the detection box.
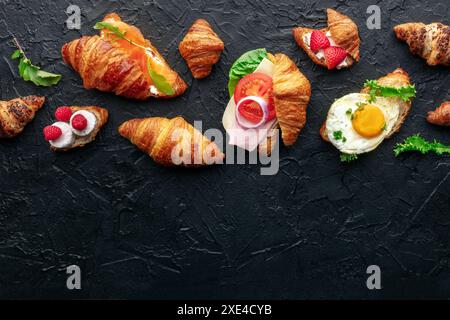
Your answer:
[351,104,386,138]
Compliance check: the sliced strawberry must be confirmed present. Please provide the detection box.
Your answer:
[324,46,347,70]
[43,125,62,141]
[310,30,330,52]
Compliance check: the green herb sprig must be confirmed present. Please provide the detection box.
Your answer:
[11,37,61,87]
[394,134,450,157]
[364,80,416,103]
[340,153,358,163]
[94,21,174,95]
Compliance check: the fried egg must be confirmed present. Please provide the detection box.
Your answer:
[325,93,400,154]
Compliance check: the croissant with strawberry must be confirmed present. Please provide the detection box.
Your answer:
[293,8,360,70]
[62,13,188,100]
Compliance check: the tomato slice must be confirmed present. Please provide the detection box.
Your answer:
[234,72,276,121]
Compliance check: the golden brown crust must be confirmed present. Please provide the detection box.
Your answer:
[179,19,224,79]
[62,14,188,100]
[394,22,450,67]
[427,101,450,126]
[272,53,311,146]
[292,8,359,68]
[50,106,109,152]
[320,68,413,141]
[0,96,45,138]
[118,117,224,167]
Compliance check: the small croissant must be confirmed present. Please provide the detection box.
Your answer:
[0,96,45,138]
[427,101,450,126]
[394,22,450,67]
[179,19,224,79]
[119,116,224,167]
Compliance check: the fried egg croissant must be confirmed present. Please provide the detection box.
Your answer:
[427,101,450,126]
[179,19,224,79]
[394,22,450,67]
[119,117,224,167]
[62,13,188,100]
[0,96,45,138]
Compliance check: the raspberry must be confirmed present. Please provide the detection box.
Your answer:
[71,114,87,130]
[310,30,330,52]
[55,106,72,122]
[43,125,62,141]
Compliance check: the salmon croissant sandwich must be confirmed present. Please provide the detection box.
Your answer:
[62,13,188,100]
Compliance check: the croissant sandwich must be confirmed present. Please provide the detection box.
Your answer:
[319,68,416,160]
[179,19,224,79]
[427,101,450,126]
[394,22,450,67]
[0,96,45,138]
[223,48,311,156]
[119,116,224,167]
[43,106,108,151]
[62,13,188,100]
[293,8,360,70]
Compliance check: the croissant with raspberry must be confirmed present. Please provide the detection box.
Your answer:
[179,19,224,79]
[0,96,45,138]
[119,116,224,167]
[394,22,450,67]
[427,101,450,126]
[62,13,188,100]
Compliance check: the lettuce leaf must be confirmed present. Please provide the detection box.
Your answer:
[394,134,450,156]
[364,80,416,103]
[228,48,267,96]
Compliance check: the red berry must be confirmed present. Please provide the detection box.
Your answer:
[43,125,62,141]
[324,46,347,70]
[71,114,87,130]
[55,106,72,122]
[310,30,330,52]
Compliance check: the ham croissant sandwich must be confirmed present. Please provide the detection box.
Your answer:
[179,19,224,79]
[119,117,224,167]
[394,22,450,67]
[293,8,360,70]
[62,13,188,100]
[223,48,311,155]
[0,96,45,138]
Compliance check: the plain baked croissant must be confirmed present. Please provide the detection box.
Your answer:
[0,96,45,138]
[394,22,450,67]
[293,8,360,68]
[62,13,188,100]
[272,53,311,146]
[427,101,450,126]
[119,116,224,167]
[179,19,224,79]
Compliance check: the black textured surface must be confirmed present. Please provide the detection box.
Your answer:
[0,0,449,299]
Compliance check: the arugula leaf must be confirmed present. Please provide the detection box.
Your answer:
[228,48,268,96]
[340,153,358,163]
[394,134,450,156]
[95,21,174,95]
[364,80,416,103]
[11,45,61,87]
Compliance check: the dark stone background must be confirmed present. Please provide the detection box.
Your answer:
[0,0,449,299]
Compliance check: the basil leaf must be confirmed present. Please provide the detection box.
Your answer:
[147,61,174,96]
[228,48,267,96]
[11,49,22,60]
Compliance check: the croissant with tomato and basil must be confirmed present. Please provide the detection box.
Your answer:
[62,13,188,100]
[0,96,45,138]
[394,22,450,67]
[119,116,224,167]
[179,19,224,79]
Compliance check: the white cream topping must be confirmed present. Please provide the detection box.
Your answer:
[303,31,351,69]
[49,122,75,149]
[70,110,97,137]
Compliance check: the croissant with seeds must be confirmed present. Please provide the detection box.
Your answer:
[394,22,450,67]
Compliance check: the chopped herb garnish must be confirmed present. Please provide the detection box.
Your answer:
[340,153,358,162]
